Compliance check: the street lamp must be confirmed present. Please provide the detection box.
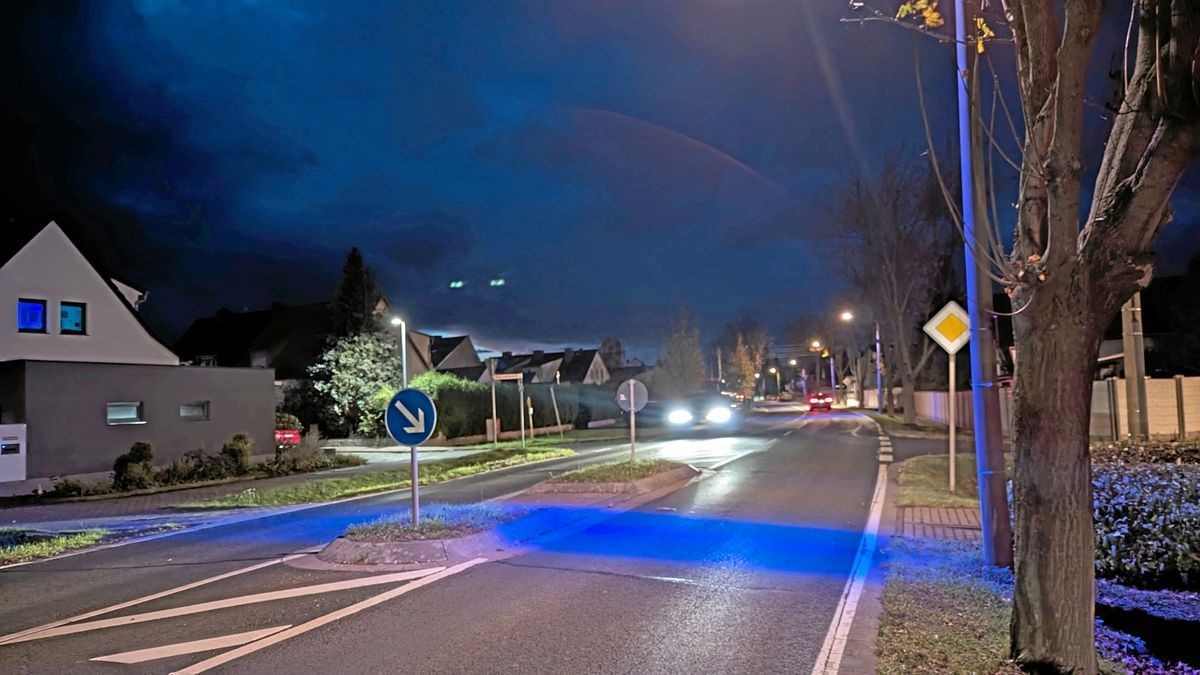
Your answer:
[768,366,781,395]
[789,358,797,366]
[840,309,883,414]
[391,316,408,388]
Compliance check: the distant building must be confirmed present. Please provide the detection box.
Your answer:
[0,222,272,488]
[490,348,610,385]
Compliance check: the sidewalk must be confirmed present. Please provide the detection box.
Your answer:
[898,505,981,541]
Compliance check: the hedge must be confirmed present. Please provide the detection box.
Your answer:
[408,371,622,439]
[1094,462,1200,590]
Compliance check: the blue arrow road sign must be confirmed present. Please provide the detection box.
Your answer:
[385,389,438,446]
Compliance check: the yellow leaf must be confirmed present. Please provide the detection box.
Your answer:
[974,17,995,53]
[896,2,915,19]
[922,6,944,28]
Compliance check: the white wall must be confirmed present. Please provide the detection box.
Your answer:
[0,222,179,366]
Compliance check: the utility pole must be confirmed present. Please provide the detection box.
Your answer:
[716,347,723,382]
[1121,292,1149,440]
[956,0,1012,567]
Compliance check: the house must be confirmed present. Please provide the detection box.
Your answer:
[491,348,610,385]
[176,301,485,384]
[0,222,273,488]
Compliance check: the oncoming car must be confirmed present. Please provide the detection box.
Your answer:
[663,393,741,430]
[807,392,834,412]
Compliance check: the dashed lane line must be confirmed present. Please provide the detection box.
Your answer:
[0,567,443,645]
[91,626,292,664]
[172,557,489,674]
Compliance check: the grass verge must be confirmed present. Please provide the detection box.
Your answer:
[879,537,1127,674]
[864,411,951,436]
[345,503,527,542]
[897,454,984,508]
[549,459,683,484]
[184,446,575,508]
[0,528,108,565]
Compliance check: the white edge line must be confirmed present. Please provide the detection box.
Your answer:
[2,567,443,645]
[91,625,293,664]
[811,462,887,675]
[172,557,489,675]
[0,553,304,645]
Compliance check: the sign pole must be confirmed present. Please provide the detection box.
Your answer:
[411,445,419,525]
[949,353,956,494]
[518,380,526,449]
[550,386,564,439]
[629,379,637,461]
[386,389,436,528]
[490,359,498,446]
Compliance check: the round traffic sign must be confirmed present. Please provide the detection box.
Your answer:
[385,388,438,446]
[615,379,649,412]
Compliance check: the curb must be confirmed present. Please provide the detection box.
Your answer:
[522,465,699,495]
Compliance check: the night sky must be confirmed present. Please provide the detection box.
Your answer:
[4,1,1198,359]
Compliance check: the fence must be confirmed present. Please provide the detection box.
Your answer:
[863,375,1200,440]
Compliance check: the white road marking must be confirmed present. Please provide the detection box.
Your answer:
[173,557,489,674]
[811,462,888,675]
[91,626,292,664]
[2,567,443,645]
[0,553,304,646]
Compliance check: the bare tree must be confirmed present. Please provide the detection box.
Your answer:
[829,157,958,423]
[850,1,1200,668]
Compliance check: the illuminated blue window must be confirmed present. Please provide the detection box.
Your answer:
[60,302,87,335]
[17,299,47,333]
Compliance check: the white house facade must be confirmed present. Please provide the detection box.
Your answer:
[0,222,178,365]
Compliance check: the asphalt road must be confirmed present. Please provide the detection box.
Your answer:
[0,409,882,674]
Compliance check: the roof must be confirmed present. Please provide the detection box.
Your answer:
[441,365,488,382]
[1,220,176,358]
[430,335,469,368]
[559,349,601,382]
[175,302,331,379]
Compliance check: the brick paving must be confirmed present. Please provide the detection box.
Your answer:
[898,505,981,541]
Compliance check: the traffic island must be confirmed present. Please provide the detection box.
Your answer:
[526,459,698,494]
[312,461,701,569]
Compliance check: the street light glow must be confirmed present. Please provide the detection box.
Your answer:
[449,280,465,289]
[754,373,761,379]
[789,358,797,366]
[489,278,506,287]
[389,316,403,326]
[840,311,854,322]
[811,340,822,349]
[768,366,777,373]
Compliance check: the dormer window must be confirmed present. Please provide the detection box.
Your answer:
[60,301,87,335]
[17,299,47,333]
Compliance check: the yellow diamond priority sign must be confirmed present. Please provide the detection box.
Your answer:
[923,301,971,354]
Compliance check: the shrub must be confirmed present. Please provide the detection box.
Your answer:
[1092,441,1200,465]
[275,412,302,430]
[221,434,254,474]
[46,478,113,498]
[113,442,156,492]
[156,450,239,485]
[1093,462,1200,590]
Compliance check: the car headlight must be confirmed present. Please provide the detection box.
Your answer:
[705,406,732,423]
[667,409,694,425]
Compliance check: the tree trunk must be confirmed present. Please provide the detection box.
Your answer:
[1009,290,1101,673]
[900,373,917,424]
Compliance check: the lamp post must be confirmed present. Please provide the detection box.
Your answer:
[809,340,823,388]
[768,366,780,396]
[390,316,408,388]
